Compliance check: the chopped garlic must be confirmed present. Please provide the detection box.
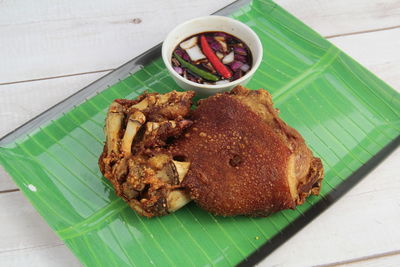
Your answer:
[185,45,206,61]
[180,36,198,50]
[222,51,234,64]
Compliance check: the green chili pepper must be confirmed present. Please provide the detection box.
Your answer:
[173,52,219,82]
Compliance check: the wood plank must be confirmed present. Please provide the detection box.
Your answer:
[0,244,80,267]
[0,71,109,138]
[276,0,400,37]
[317,250,400,267]
[344,253,400,267]
[0,167,18,192]
[1,0,400,83]
[0,0,234,83]
[262,147,400,267]
[0,191,64,253]
[329,28,400,89]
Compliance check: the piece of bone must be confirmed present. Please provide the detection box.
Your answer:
[172,161,190,183]
[148,154,170,170]
[127,159,146,192]
[121,111,146,156]
[112,158,128,183]
[155,91,187,107]
[167,190,191,212]
[131,97,150,111]
[122,182,139,200]
[145,121,162,133]
[129,200,151,217]
[155,162,176,184]
[98,90,196,218]
[105,101,124,156]
[142,119,192,147]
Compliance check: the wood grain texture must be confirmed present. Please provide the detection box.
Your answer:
[263,148,400,266]
[276,0,400,37]
[0,167,18,192]
[0,245,80,267]
[317,250,400,267]
[0,71,109,137]
[330,28,400,90]
[0,192,80,267]
[0,192,64,252]
[1,0,400,84]
[0,0,234,83]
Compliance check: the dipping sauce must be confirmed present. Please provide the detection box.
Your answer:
[171,31,253,85]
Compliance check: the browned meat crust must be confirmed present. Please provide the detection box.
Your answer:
[98,90,195,217]
[170,86,324,216]
[99,86,324,218]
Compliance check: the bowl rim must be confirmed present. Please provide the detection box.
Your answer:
[161,15,263,90]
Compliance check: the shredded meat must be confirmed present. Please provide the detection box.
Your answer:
[98,90,194,217]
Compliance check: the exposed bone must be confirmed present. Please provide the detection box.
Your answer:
[167,190,191,212]
[145,121,163,134]
[155,167,170,183]
[129,200,151,217]
[156,94,170,106]
[142,121,171,147]
[131,98,149,111]
[156,91,187,106]
[156,161,179,185]
[99,90,196,218]
[144,120,177,137]
[122,182,139,200]
[127,160,146,191]
[106,101,124,156]
[131,92,176,112]
[172,161,190,183]
[142,119,192,147]
[143,194,169,216]
[121,111,146,156]
[166,162,180,185]
[148,154,170,170]
[112,158,128,182]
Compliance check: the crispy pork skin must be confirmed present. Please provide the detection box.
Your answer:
[170,86,324,216]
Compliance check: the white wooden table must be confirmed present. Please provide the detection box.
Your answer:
[1,0,399,266]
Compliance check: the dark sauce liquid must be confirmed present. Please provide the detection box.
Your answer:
[172,31,253,85]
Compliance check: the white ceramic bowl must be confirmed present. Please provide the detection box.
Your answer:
[162,16,263,96]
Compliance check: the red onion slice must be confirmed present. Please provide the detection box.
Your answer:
[234,54,247,63]
[240,64,250,72]
[230,61,244,72]
[173,66,183,75]
[234,47,247,55]
[233,70,243,80]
